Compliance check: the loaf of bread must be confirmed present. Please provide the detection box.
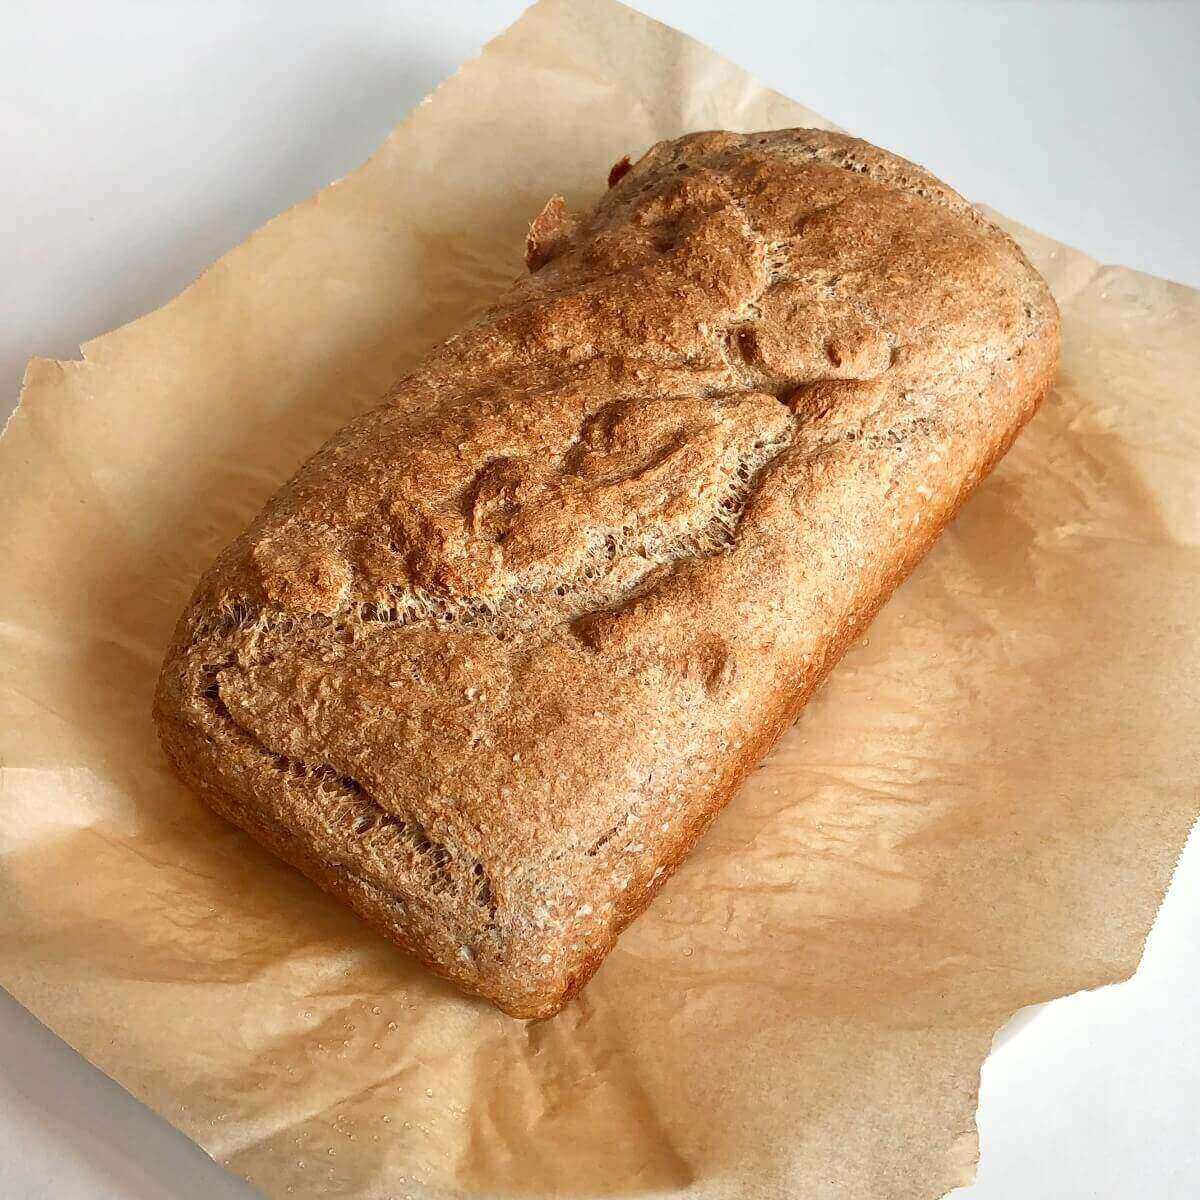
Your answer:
[154,129,1059,1018]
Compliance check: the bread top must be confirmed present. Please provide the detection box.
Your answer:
[156,130,1059,1016]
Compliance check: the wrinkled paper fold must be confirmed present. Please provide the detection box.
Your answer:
[2,2,1198,1197]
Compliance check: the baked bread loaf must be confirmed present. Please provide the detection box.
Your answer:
[155,129,1059,1018]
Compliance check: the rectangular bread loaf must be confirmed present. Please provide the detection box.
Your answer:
[154,129,1059,1018]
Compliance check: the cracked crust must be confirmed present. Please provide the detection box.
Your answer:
[154,130,1060,1018]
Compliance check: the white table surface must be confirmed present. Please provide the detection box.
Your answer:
[2,3,1198,1197]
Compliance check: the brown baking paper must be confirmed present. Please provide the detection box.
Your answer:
[2,2,1198,1197]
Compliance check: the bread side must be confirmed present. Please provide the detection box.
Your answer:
[154,129,1059,1018]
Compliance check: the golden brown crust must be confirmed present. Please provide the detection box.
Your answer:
[154,129,1060,1018]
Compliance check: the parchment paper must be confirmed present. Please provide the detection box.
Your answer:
[2,2,1198,1197]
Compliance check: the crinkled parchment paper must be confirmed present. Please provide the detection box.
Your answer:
[2,2,1198,1197]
